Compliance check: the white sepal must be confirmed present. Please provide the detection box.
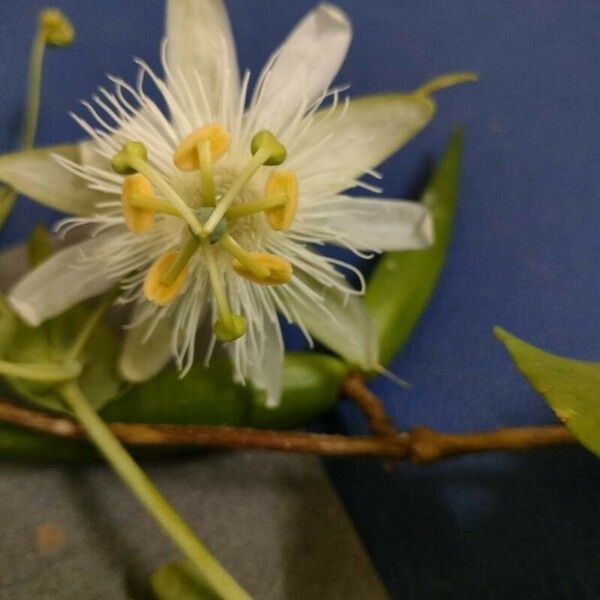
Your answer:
[288,273,379,370]
[165,0,240,121]
[323,196,433,252]
[0,144,102,216]
[251,3,352,134]
[8,235,119,326]
[119,312,174,382]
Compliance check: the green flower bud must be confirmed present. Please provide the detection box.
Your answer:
[111,142,148,175]
[40,8,75,47]
[213,314,247,342]
[251,130,287,166]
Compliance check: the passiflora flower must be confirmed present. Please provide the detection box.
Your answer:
[0,1,470,406]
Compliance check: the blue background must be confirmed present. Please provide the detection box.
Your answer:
[1,1,599,598]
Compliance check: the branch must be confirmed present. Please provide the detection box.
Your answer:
[341,372,397,437]
[0,401,576,462]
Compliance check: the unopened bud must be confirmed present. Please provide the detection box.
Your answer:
[40,8,74,47]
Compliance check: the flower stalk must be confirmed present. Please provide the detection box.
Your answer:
[58,381,252,600]
[0,9,74,228]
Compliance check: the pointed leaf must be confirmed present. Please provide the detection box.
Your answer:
[495,327,600,458]
[27,223,55,267]
[365,130,462,365]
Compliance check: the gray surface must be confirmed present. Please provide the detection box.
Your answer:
[0,452,389,600]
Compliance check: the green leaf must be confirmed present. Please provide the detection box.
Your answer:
[0,185,17,231]
[365,129,462,365]
[151,560,221,600]
[0,301,121,413]
[0,144,100,216]
[495,327,600,457]
[27,223,55,267]
[102,352,347,430]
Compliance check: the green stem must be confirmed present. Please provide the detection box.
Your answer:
[129,193,181,217]
[0,359,80,383]
[225,193,286,220]
[129,157,203,237]
[204,147,269,234]
[22,30,46,149]
[198,140,215,207]
[0,30,48,228]
[59,381,252,600]
[201,238,233,328]
[161,235,200,287]
[68,293,115,360]
[220,233,269,278]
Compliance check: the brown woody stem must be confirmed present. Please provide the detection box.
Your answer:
[342,371,397,437]
[0,401,576,463]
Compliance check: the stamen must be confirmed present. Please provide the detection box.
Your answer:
[128,193,180,217]
[201,239,247,342]
[219,233,270,279]
[144,251,188,305]
[225,193,286,220]
[197,140,215,206]
[233,253,292,286]
[112,142,203,236]
[263,171,298,231]
[121,174,155,233]
[203,130,286,235]
[160,235,200,287]
[173,124,230,172]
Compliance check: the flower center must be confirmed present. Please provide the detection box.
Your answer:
[112,125,299,342]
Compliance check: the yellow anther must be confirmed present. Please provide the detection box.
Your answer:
[173,124,230,172]
[233,253,292,286]
[40,8,74,47]
[264,171,298,231]
[121,174,155,234]
[144,251,188,305]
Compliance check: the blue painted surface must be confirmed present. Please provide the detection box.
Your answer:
[1,1,599,598]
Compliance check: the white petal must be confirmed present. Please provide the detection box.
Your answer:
[245,315,285,408]
[252,3,352,133]
[165,0,239,118]
[288,274,378,370]
[324,197,433,252]
[0,144,102,216]
[119,314,173,382]
[293,94,434,195]
[7,235,118,326]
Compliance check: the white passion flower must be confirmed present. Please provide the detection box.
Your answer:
[0,1,473,406]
